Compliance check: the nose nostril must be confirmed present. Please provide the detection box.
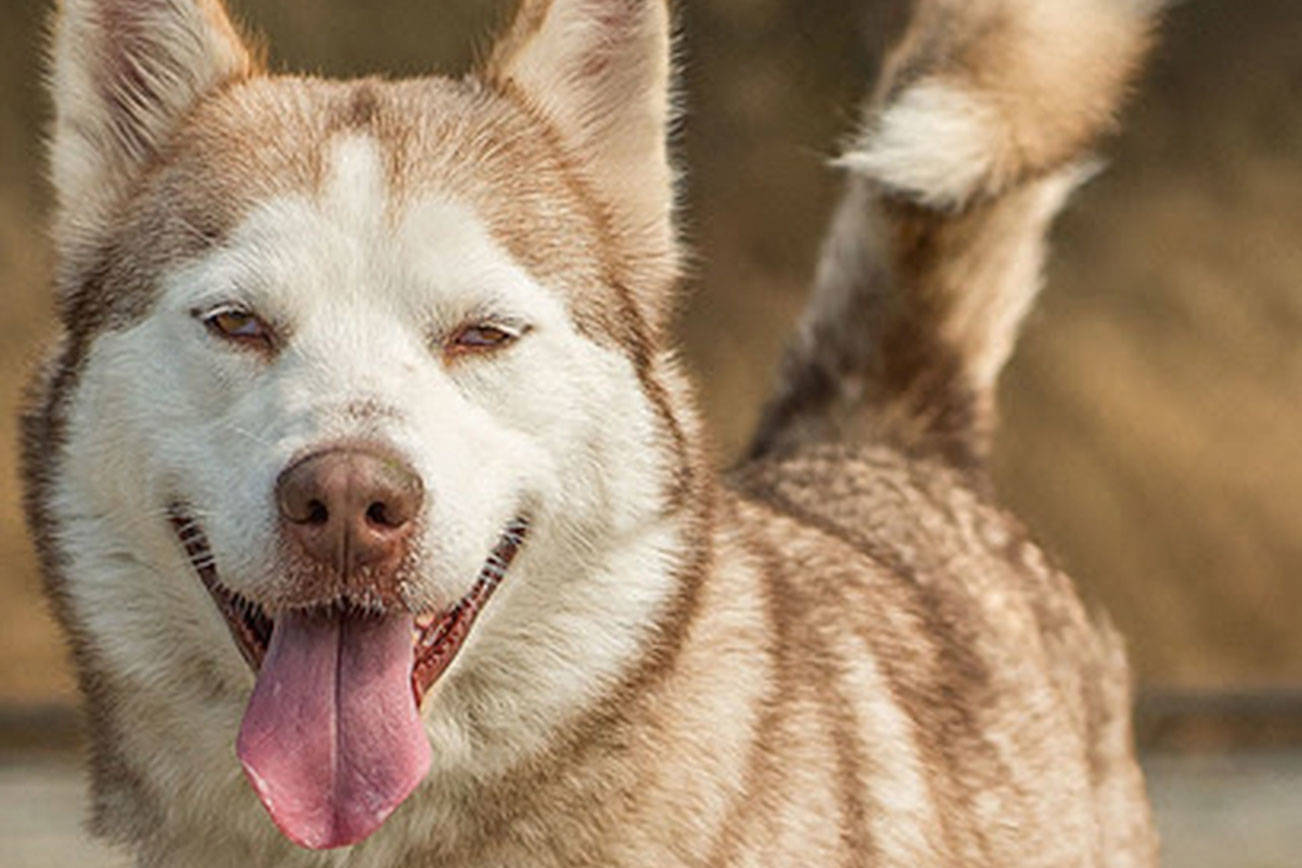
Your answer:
[366,501,394,528]
[306,500,329,526]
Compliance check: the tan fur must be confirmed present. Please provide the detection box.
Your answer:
[49,0,258,280]
[486,0,680,336]
[25,0,1158,864]
[754,0,1157,468]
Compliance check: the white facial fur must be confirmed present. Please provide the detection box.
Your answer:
[52,134,685,856]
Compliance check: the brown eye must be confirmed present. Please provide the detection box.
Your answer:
[203,309,274,350]
[448,324,518,355]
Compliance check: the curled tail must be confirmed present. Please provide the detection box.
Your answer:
[750,0,1158,470]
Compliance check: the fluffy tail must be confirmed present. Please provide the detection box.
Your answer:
[749,0,1158,470]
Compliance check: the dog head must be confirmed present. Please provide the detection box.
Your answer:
[31,0,699,851]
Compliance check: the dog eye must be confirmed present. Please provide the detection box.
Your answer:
[202,309,275,350]
[447,324,518,355]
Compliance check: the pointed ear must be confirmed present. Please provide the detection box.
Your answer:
[486,0,679,332]
[49,0,257,239]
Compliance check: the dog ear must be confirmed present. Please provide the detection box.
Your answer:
[49,0,257,244]
[486,0,679,334]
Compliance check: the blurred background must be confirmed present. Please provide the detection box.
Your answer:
[0,0,1299,864]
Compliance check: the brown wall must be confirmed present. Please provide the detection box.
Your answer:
[1,0,1299,702]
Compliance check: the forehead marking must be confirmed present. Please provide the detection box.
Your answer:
[322,134,389,228]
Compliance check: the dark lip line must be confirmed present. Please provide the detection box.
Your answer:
[411,517,529,701]
[166,505,530,703]
[169,509,271,670]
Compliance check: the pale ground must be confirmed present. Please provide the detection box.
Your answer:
[1,750,1299,867]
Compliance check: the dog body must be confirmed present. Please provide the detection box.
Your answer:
[24,0,1158,864]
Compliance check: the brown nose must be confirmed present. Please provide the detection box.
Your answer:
[275,448,423,579]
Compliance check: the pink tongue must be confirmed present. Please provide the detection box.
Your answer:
[236,610,431,850]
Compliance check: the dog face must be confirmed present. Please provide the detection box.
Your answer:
[33,0,692,851]
[73,79,666,629]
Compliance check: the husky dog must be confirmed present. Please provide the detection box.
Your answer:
[23,0,1160,864]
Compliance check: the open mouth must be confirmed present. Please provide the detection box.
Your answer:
[168,509,529,705]
[167,506,528,850]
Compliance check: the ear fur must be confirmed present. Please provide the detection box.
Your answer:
[486,0,679,333]
[49,0,256,246]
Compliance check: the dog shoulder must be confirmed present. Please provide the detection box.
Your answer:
[731,442,1118,684]
[723,445,1155,862]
